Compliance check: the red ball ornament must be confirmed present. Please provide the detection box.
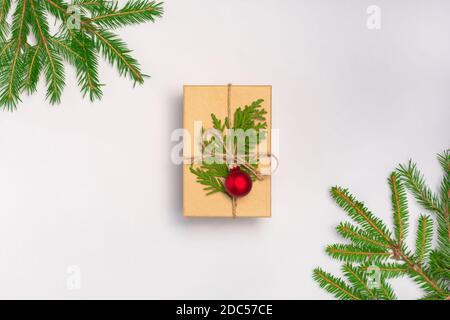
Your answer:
[224,166,252,197]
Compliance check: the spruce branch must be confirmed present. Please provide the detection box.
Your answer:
[91,28,144,83]
[73,31,102,101]
[389,172,409,245]
[0,0,11,41]
[331,187,392,244]
[342,264,377,299]
[360,262,408,279]
[437,150,450,249]
[49,36,83,63]
[315,164,450,300]
[23,43,42,93]
[415,215,433,265]
[313,268,363,300]
[89,0,163,29]
[398,151,450,291]
[336,222,391,250]
[29,0,65,104]
[325,244,391,263]
[397,160,442,215]
[72,0,105,12]
[0,0,29,109]
[429,250,450,287]
[377,277,397,300]
[0,0,163,110]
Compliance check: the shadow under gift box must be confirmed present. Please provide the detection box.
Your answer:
[183,85,272,218]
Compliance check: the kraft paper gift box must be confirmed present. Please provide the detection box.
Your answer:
[183,85,272,218]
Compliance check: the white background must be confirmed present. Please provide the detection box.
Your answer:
[0,0,449,299]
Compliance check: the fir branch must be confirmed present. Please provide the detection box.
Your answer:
[360,262,408,279]
[313,268,363,300]
[399,250,448,298]
[68,30,103,100]
[91,28,144,83]
[73,0,107,14]
[421,293,446,300]
[49,36,83,63]
[0,0,163,109]
[90,0,163,29]
[428,250,450,286]
[438,150,450,175]
[0,40,12,58]
[397,160,442,215]
[398,151,449,293]
[315,265,399,300]
[29,0,65,104]
[336,222,390,250]
[0,0,10,23]
[189,163,228,196]
[316,155,450,300]
[389,172,409,245]
[415,215,433,265]
[342,264,376,299]
[325,244,391,263]
[376,278,397,300]
[0,0,11,41]
[44,0,69,20]
[408,267,447,298]
[0,0,29,110]
[24,44,42,94]
[331,187,393,244]
[437,150,450,249]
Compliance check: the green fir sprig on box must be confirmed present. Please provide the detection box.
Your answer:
[189,99,267,197]
[0,0,163,110]
[314,150,450,300]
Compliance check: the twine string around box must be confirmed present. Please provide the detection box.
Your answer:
[188,84,279,218]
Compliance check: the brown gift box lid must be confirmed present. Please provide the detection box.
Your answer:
[183,85,272,218]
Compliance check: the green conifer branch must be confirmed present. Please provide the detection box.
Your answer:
[0,0,29,109]
[89,0,163,29]
[389,172,409,245]
[399,151,450,292]
[436,150,450,250]
[23,43,42,93]
[330,187,393,244]
[0,0,163,110]
[342,264,377,299]
[336,222,391,250]
[376,277,397,300]
[415,215,433,265]
[313,268,363,300]
[360,262,408,279]
[397,160,442,215]
[315,155,450,300]
[325,244,391,263]
[0,0,11,41]
[428,250,450,287]
[29,0,65,104]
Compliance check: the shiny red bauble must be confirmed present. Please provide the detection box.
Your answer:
[224,166,252,197]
